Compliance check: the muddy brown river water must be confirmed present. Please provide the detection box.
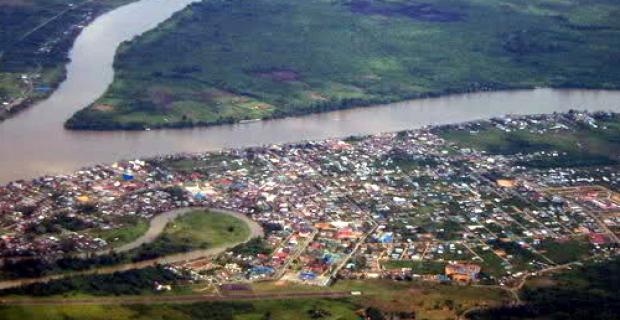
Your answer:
[0,0,619,184]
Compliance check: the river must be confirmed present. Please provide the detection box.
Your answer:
[0,0,619,184]
[109,208,264,255]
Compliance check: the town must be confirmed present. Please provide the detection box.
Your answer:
[0,111,618,291]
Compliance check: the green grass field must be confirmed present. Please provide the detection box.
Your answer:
[439,114,620,168]
[383,260,446,274]
[130,209,251,260]
[537,238,593,265]
[0,279,510,320]
[65,0,620,130]
[89,217,149,248]
[0,299,359,320]
[160,209,250,249]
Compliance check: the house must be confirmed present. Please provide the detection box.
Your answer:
[445,263,481,283]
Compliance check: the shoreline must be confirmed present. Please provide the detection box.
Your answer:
[3,108,617,187]
[0,0,137,124]
[0,110,617,305]
[64,84,620,132]
[0,70,66,123]
[0,0,619,185]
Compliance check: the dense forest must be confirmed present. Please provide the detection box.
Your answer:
[468,257,620,320]
[66,0,620,130]
[0,266,185,296]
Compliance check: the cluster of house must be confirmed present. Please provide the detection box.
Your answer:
[0,159,189,257]
[0,111,618,287]
[442,110,608,135]
[36,4,94,55]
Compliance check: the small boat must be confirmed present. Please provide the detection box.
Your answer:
[239,118,261,124]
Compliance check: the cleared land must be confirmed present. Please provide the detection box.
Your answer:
[89,217,149,249]
[66,0,620,130]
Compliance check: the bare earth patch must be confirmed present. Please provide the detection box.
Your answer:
[308,92,328,101]
[250,103,272,111]
[528,277,558,288]
[199,89,237,100]
[360,74,381,81]
[195,88,251,104]
[273,280,287,287]
[92,104,114,112]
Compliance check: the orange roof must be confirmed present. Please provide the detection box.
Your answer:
[314,223,331,229]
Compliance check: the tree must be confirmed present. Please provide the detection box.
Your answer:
[308,306,331,319]
[365,307,384,320]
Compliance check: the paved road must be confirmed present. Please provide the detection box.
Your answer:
[0,291,351,306]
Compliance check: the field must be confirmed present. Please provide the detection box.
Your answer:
[382,260,446,274]
[0,300,359,320]
[537,238,593,265]
[251,279,510,320]
[438,114,620,168]
[0,266,185,298]
[88,217,149,248]
[0,279,510,320]
[148,209,250,251]
[65,0,620,130]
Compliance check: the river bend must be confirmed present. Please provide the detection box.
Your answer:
[0,0,619,184]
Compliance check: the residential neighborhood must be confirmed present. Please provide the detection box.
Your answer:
[0,111,618,290]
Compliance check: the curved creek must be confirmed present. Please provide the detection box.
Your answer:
[0,208,263,290]
[0,0,619,291]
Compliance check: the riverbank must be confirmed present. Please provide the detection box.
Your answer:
[66,84,620,131]
[64,0,620,130]
[4,88,620,185]
[0,68,66,123]
[0,111,617,320]
[63,84,528,131]
[0,0,137,123]
[1,0,620,185]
